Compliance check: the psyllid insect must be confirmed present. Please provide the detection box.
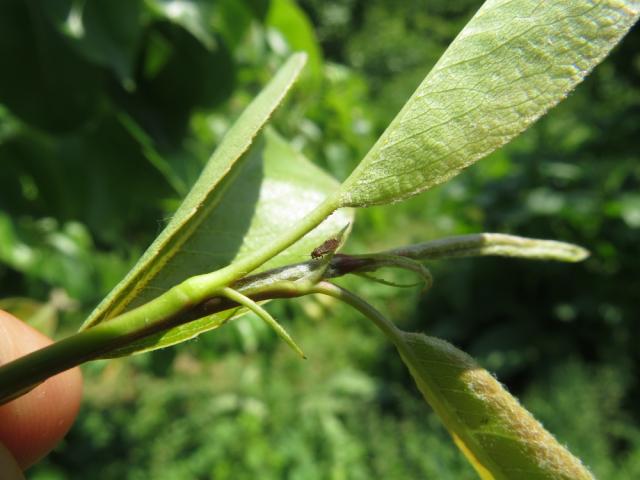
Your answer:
[311,237,340,259]
[310,223,350,259]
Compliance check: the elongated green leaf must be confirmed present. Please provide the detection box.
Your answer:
[386,233,589,263]
[395,332,593,479]
[338,1,640,207]
[98,128,351,357]
[82,53,307,330]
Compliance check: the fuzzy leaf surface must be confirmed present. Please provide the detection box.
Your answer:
[339,1,640,206]
[395,331,593,479]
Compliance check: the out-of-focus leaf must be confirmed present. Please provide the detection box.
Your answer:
[130,21,235,146]
[0,116,171,245]
[41,0,144,89]
[144,0,216,50]
[338,1,640,207]
[0,297,58,337]
[102,127,352,357]
[0,215,98,301]
[0,0,104,132]
[267,0,323,85]
[394,331,593,479]
[619,194,640,228]
[213,0,255,49]
[118,113,189,195]
[82,54,308,329]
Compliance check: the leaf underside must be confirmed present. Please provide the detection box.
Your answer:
[82,53,308,330]
[101,128,351,357]
[339,0,640,207]
[80,52,352,356]
[396,331,593,480]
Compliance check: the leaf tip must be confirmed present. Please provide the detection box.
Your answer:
[292,51,308,68]
[571,245,590,262]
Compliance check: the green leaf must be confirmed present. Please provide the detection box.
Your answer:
[144,0,217,50]
[0,214,99,301]
[394,331,594,479]
[385,233,589,263]
[101,128,352,357]
[267,0,323,85]
[117,112,189,195]
[0,0,104,133]
[81,53,307,330]
[212,0,255,49]
[42,0,144,89]
[338,1,640,207]
[313,283,594,478]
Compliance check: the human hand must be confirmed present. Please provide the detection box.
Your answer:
[0,310,83,479]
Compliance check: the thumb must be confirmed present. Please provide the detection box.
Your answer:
[0,310,83,470]
[0,443,25,480]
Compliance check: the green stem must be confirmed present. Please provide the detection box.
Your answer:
[310,282,402,343]
[341,253,433,290]
[0,194,337,404]
[310,282,506,479]
[220,287,305,358]
[0,281,214,402]
[0,227,585,405]
[175,196,340,301]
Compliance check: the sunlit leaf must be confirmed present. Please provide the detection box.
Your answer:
[338,1,640,207]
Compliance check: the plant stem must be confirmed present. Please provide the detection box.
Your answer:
[309,282,506,479]
[310,281,402,343]
[0,195,338,404]
[0,280,217,402]
[0,228,586,405]
[220,287,305,358]
[181,196,340,296]
[386,233,589,262]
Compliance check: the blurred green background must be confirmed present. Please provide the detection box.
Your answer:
[0,0,638,478]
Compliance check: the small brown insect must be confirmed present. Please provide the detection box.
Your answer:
[311,237,340,259]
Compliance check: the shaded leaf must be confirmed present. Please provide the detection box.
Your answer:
[0,0,104,132]
[144,0,217,50]
[212,0,255,49]
[338,1,640,207]
[42,0,144,88]
[82,53,308,329]
[0,115,172,245]
[130,21,235,147]
[102,128,351,356]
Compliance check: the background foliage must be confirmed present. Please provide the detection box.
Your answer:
[0,0,638,478]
